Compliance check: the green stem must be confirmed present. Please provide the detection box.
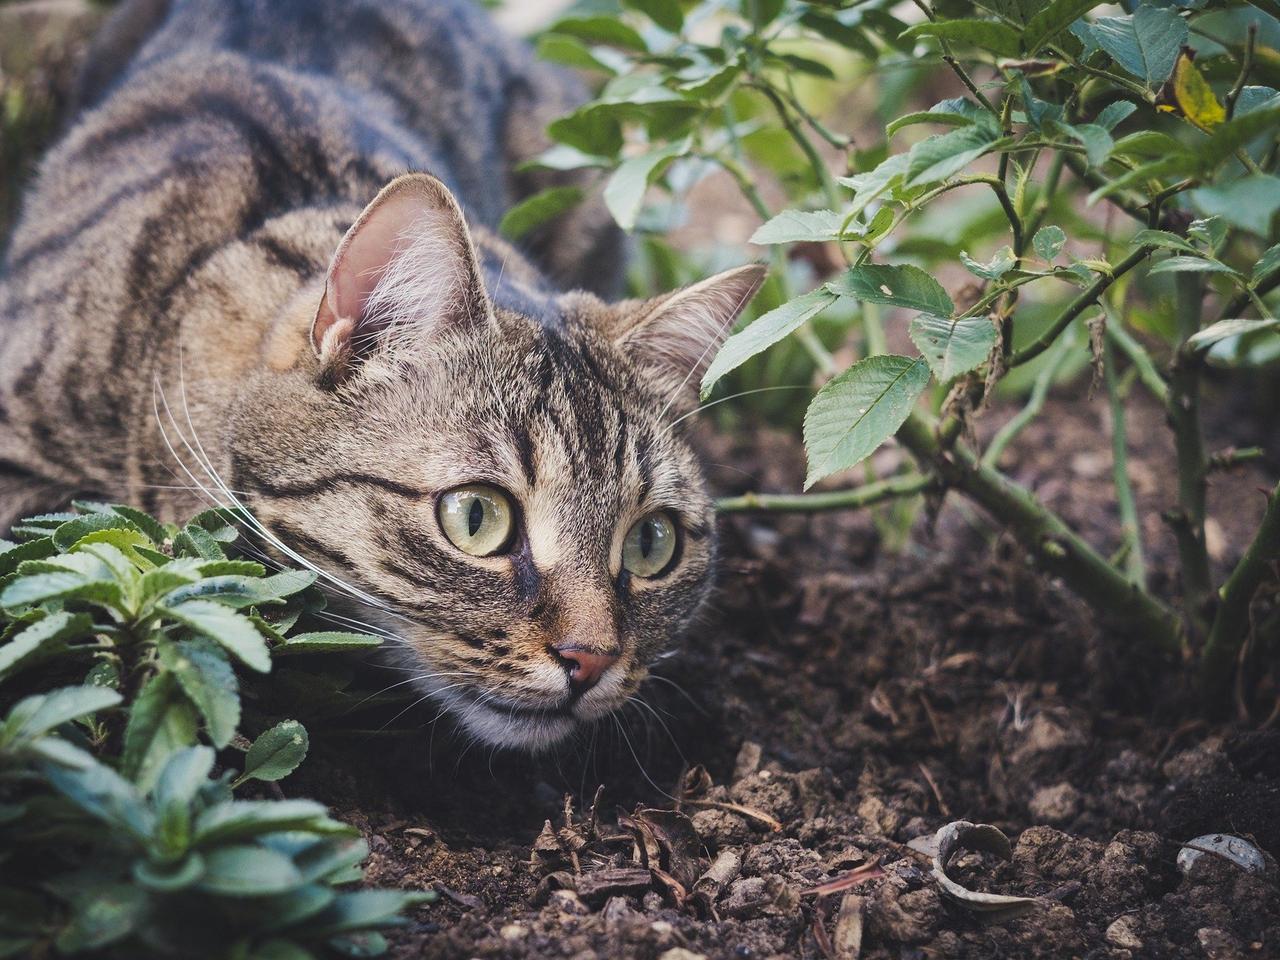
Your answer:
[1169,273,1213,636]
[1009,245,1156,367]
[1201,481,1280,694]
[981,333,1074,468]
[1226,23,1257,120]
[897,411,1183,654]
[1105,336,1146,587]
[1107,319,1169,404]
[752,82,842,208]
[1219,269,1280,321]
[716,473,931,513]
[1024,151,1066,240]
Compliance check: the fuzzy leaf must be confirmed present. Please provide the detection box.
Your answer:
[160,639,240,749]
[0,612,94,682]
[803,356,931,488]
[1187,318,1280,351]
[242,720,311,783]
[194,798,335,846]
[910,314,998,381]
[160,600,272,673]
[701,288,840,398]
[272,632,384,656]
[122,673,199,791]
[199,846,303,896]
[3,685,122,742]
[1033,226,1067,261]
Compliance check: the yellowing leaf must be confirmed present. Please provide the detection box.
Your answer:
[1161,48,1225,131]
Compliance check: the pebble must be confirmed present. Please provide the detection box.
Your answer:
[1177,834,1265,876]
[1105,915,1143,950]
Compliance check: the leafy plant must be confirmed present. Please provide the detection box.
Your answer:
[530,0,1280,701]
[0,504,426,958]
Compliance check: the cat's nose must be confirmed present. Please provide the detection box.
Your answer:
[550,643,619,693]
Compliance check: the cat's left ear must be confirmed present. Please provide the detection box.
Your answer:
[612,264,767,402]
[310,173,491,384]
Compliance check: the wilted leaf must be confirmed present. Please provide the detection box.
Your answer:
[803,356,931,488]
[910,314,998,381]
[1163,47,1225,131]
[931,820,1038,916]
[242,720,310,784]
[701,287,839,398]
[828,264,955,315]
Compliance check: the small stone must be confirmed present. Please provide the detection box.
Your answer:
[733,741,763,780]
[1028,782,1082,824]
[549,889,588,915]
[1177,834,1266,876]
[1105,915,1143,951]
[499,924,528,941]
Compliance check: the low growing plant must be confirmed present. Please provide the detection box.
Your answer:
[0,503,428,959]
[517,0,1280,704]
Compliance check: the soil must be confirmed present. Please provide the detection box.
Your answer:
[284,387,1280,960]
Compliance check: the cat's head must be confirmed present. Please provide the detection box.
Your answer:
[231,174,763,751]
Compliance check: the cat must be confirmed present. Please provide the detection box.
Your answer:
[0,0,764,750]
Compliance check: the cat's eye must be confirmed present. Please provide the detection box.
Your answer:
[621,512,679,579]
[438,484,516,557]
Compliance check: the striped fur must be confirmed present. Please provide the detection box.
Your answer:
[0,0,762,750]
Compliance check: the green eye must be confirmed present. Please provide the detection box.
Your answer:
[622,512,679,578]
[438,485,516,557]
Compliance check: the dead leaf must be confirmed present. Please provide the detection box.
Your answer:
[833,893,865,960]
[931,820,1038,918]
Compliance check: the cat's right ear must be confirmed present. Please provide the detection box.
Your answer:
[310,173,491,386]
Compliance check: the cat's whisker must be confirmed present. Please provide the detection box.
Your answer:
[610,712,678,802]
[655,385,810,442]
[646,673,707,716]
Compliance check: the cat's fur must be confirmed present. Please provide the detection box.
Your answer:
[0,0,763,750]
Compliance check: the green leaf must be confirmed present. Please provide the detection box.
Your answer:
[547,15,648,51]
[54,884,149,953]
[838,154,909,216]
[199,845,303,896]
[241,720,310,784]
[1187,318,1280,351]
[803,356,931,488]
[623,0,683,32]
[160,570,317,610]
[160,599,272,672]
[152,745,215,809]
[701,288,839,398]
[307,890,433,937]
[886,97,986,137]
[1130,228,1200,254]
[536,34,620,73]
[518,144,610,174]
[252,939,319,960]
[1085,7,1187,87]
[1033,226,1067,261]
[159,639,240,748]
[1060,122,1113,168]
[904,122,1000,186]
[273,632,384,656]
[1096,101,1137,131]
[1189,175,1280,236]
[1147,256,1241,277]
[827,263,955,315]
[41,752,153,840]
[603,139,690,231]
[3,685,121,742]
[1,572,125,613]
[329,932,389,958]
[900,19,1022,58]
[1023,0,1106,54]
[194,799,335,846]
[52,513,144,551]
[909,314,998,381]
[0,612,93,682]
[1253,244,1280,284]
[0,538,56,577]
[1198,106,1280,170]
[750,210,848,245]
[108,506,170,545]
[174,524,227,561]
[498,186,584,241]
[122,673,199,790]
[961,246,1016,280]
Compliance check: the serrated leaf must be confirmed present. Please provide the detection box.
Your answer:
[904,122,1000,186]
[122,673,199,790]
[242,720,310,783]
[1023,0,1106,54]
[0,572,125,614]
[910,314,998,381]
[273,632,384,656]
[750,210,847,245]
[604,139,690,231]
[827,263,955,315]
[3,685,122,742]
[1059,122,1113,168]
[1096,101,1137,131]
[803,356,931,488]
[160,639,240,748]
[52,514,143,552]
[0,538,56,577]
[838,153,909,216]
[1085,7,1187,87]
[961,246,1016,280]
[1254,244,1280,284]
[108,506,170,545]
[0,612,94,682]
[160,600,271,673]
[174,524,226,561]
[1130,228,1199,254]
[1147,256,1241,277]
[900,19,1022,58]
[701,288,839,398]
[1033,226,1067,261]
[1187,318,1280,350]
[498,187,584,241]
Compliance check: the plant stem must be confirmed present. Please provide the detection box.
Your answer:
[1024,151,1066,239]
[1168,273,1213,636]
[896,411,1183,654]
[1104,336,1146,587]
[1107,320,1169,404]
[1009,245,1156,367]
[753,82,842,207]
[716,473,931,513]
[982,333,1074,468]
[1226,24,1258,120]
[1201,481,1280,693]
[909,0,999,115]
[1219,269,1280,321]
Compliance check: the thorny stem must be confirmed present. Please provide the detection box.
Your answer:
[910,0,999,115]
[1226,23,1257,120]
[1008,245,1156,367]
[1105,336,1146,587]
[896,411,1184,655]
[716,473,932,513]
[1168,273,1213,637]
[1201,481,1280,694]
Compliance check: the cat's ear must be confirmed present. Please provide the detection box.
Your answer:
[612,264,767,402]
[310,173,490,383]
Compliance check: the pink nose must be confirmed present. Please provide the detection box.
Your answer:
[550,644,619,692]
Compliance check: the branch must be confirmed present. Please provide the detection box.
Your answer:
[716,474,932,513]
[1106,320,1169,404]
[1105,337,1146,587]
[982,333,1073,468]
[1201,481,1280,694]
[895,411,1183,655]
[1008,245,1155,367]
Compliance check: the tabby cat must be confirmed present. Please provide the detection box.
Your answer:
[0,0,764,750]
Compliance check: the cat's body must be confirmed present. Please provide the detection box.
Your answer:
[0,0,763,750]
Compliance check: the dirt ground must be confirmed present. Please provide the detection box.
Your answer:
[280,385,1280,960]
